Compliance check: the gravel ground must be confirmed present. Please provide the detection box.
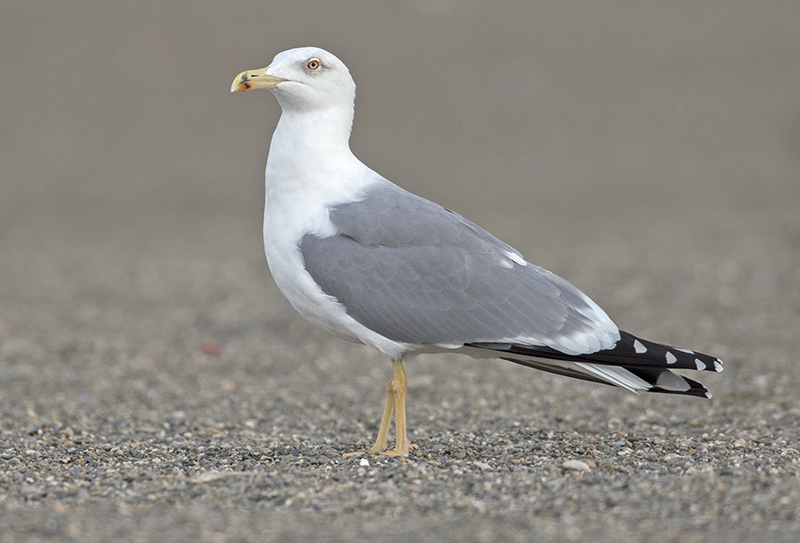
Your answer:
[3,2,800,542]
[1,204,799,543]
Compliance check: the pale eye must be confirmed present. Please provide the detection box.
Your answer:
[306,59,320,70]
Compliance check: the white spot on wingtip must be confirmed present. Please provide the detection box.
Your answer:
[655,371,691,392]
[665,352,678,365]
[695,358,707,371]
[714,360,724,372]
[633,339,647,353]
[504,251,527,267]
[705,391,713,399]
[433,343,465,350]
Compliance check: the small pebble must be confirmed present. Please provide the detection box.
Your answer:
[562,460,591,472]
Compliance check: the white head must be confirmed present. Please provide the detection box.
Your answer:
[231,47,356,114]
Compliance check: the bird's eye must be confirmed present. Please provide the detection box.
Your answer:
[307,59,320,70]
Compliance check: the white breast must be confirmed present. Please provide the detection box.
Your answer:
[261,143,411,360]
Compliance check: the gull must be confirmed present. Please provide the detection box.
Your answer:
[230,47,723,457]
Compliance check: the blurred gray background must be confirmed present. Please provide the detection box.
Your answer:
[3,0,799,256]
[2,1,800,542]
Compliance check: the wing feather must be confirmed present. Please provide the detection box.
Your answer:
[300,183,619,354]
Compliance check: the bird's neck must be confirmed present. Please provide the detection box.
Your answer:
[272,105,354,158]
[265,105,369,210]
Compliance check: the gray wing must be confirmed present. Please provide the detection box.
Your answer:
[300,182,619,355]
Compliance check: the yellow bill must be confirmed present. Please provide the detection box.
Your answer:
[230,68,288,93]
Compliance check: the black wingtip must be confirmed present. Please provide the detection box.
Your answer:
[470,331,722,399]
[636,369,713,398]
[569,331,724,375]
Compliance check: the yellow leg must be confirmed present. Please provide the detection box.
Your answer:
[369,378,396,454]
[391,359,410,456]
[369,359,411,456]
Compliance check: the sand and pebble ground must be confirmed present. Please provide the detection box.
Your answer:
[3,2,800,540]
[1,203,799,542]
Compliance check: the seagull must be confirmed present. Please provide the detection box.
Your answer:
[230,47,723,457]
